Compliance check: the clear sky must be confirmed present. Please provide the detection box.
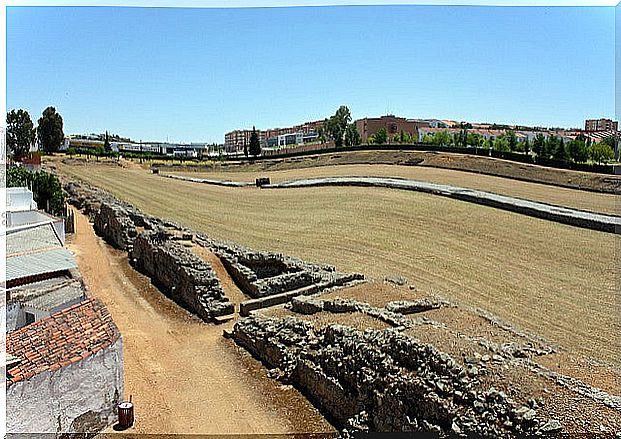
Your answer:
[6,5,615,143]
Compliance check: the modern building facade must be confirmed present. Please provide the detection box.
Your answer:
[224,119,324,153]
[585,118,618,132]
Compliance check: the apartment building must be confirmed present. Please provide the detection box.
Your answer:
[585,118,618,132]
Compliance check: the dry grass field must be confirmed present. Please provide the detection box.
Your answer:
[171,164,618,215]
[55,160,620,368]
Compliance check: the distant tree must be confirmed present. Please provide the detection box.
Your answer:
[532,133,546,158]
[249,126,261,157]
[37,106,64,153]
[6,109,36,158]
[344,123,361,146]
[243,139,248,158]
[324,106,352,147]
[372,128,388,145]
[466,132,484,148]
[104,131,111,151]
[567,139,589,163]
[544,136,560,161]
[523,138,530,155]
[507,130,518,152]
[94,145,105,160]
[367,133,376,144]
[552,138,569,162]
[398,130,413,143]
[66,147,77,158]
[601,136,616,149]
[433,131,452,146]
[589,142,614,164]
[493,135,510,152]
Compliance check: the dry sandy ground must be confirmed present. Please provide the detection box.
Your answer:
[154,149,621,193]
[172,164,617,215]
[68,209,335,435]
[57,162,620,368]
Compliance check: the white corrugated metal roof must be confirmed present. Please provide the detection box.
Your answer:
[6,249,77,282]
[6,223,62,257]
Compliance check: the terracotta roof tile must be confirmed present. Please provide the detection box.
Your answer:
[6,298,120,385]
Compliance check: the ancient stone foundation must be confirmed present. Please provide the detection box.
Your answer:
[130,232,234,320]
[232,315,548,438]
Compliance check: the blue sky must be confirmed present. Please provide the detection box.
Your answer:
[6,5,615,143]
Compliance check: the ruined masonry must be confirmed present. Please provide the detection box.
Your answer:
[64,181,363,322]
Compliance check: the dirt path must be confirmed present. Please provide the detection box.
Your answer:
[190,244,248,313]
[68,210,334,435]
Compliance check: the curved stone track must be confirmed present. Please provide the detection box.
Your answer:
[68,209,335,435]
[165,173,621,234]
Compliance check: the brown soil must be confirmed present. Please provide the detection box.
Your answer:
[171,163,618,215]
[67,210,335,435]
[54,161,620,367]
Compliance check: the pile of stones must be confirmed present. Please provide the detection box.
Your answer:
[232,315,563,437]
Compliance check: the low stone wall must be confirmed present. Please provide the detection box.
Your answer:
[130,232,234,321]
[232,315,558,437]
[266,177,621,234]
[204,238,365,300]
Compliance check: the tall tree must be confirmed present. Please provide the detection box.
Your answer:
[552,138,568,162]
[567,139,588,163]
[532,133,546,159]
[6,109,36,158]
[104,131,111,151]
[523,138,530,156]
[249,126,261,157]
[243,139,248,157]
[507,130,518,152]
[37,106,64,152]
[344,123,361,146]
[325,105,352,147]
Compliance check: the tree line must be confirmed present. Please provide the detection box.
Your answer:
[6,107,65,158]
[422,129,616,165]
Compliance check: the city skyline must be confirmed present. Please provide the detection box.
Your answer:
[7,4,616,143]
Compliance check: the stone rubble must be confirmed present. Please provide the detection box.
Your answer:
[232,315,559,437]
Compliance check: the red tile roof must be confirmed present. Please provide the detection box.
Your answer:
[6,298,121,384]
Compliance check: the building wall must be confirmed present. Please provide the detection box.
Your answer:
[6,302,24,332]
[355,116,420,142]
[585,119,618,132]
[6,337,124,435]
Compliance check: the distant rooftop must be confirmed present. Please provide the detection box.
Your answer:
[6,298,120,384]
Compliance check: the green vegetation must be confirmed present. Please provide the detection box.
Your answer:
[249,126,261,157]
[7,166,66,217]
[368,127,388,145]
[37,106,65,153]
[589,142,615,164]
[344,123,361,147]
[6,109,36,158]
[324,106,352,147]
